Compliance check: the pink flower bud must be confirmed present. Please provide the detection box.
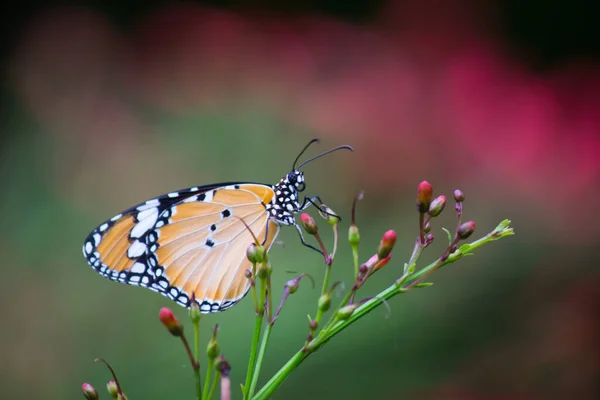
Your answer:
[82,383,99,400]
[428,195,447,217]
[417,181,433,212]
[159,307,183,337]
[454,189,465,202]
[300,213,318,235]
[457,221,475,240]
[377,230,397,259]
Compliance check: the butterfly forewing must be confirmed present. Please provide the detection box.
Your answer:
[83,183,279,312]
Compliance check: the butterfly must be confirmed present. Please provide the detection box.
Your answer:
[82,139,352,313]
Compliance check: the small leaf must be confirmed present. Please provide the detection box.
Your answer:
[495,219,511,231]
[441,227,452,244]
[415,282,433,288]
[458,243,471,253]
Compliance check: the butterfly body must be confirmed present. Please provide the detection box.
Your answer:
[82,140,351,313]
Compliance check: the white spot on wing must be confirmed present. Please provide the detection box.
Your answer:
[168,192,179,198]
[110,213,123,222]
[131,209,158,238]
[84,242,93,254]
[140,199,160,209]
[183,195,198,203]
[127,241,147,258]
[130,262,146,274]
[99,223,109,232]
[93,233,101,245]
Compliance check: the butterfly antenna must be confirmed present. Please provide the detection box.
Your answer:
[296,144,354,170]
[292,138,320,170]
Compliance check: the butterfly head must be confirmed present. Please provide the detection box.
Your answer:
[286,170,306,192]
[267,140,353,225]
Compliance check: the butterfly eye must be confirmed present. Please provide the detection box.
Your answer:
[297,181,306,192]
[287,172,297,184]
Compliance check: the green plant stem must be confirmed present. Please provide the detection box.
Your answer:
[253,225,513,400]
[243,314,263,399]
[208,371,220,400]
[247,323,273,398]
[351,244,359,278]
[192,319,201,400]
[202,359,214,400]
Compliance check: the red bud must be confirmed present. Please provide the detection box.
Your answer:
[300,213,318,235]
[417,181,433,212]
[159,307,184,337]
[377,230,397,259]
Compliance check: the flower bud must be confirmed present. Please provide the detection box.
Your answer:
[318,293,331,312]
[457,221,475,240]
[300,213,318,235]
[285,277,301,294]
[377,230,397,259]
[216,355,231,377]
[82,383,99,400]
[207,324,220,360]
[189,298,201,323]
[454,189,465,202]
[319,205,338,226]
[417,181,433,213]
[107,381,119,399]
[348,225,360,246]
[159,307,184,337]
[358,263,368,279]
[309,319,318,330]
[428,195,447,217]
[246,243,266,264]
[246,243,257,263]
[424,221,431,233]
[244,269,252,279]
[374,254,391,271]
[336,304,359,321]
[256,262,271,280]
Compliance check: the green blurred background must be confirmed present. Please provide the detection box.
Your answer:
[1,1,599,399]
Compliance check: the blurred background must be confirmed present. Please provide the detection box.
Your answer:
[1,0,599,399]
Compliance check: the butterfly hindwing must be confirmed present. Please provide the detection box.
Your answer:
[82,183,279,312]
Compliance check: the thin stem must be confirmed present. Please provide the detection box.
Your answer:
[329,223,339,261]
[352,244,359,278]
[419,212,425,244]
[208,371,220,400]
[193,318,202,400]
[247,323,273,398]
[180,334,201,399]
[243,314,264,399]
[202,359,214,400]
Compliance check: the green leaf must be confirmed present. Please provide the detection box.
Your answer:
[458,243,471,253]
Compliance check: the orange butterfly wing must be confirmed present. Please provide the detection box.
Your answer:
[83,184,279,312]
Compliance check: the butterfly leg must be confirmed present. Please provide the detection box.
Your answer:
[299,195,342,221]
[294,222,324,255]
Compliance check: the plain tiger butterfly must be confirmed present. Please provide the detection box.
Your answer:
[82,139,352,313]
